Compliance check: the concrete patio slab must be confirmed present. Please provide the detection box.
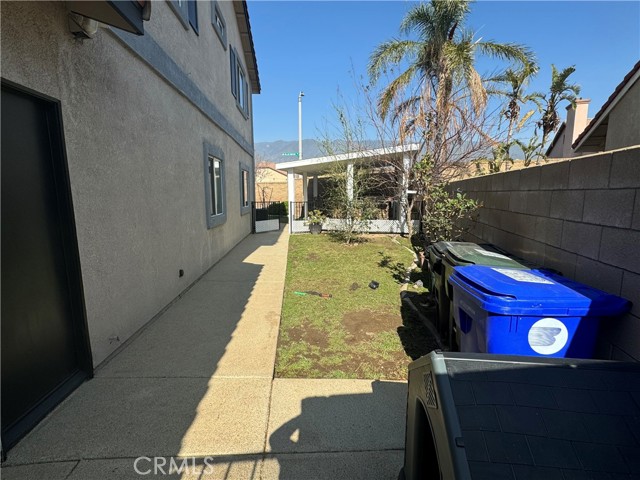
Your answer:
[266,379,407,453]
[1,461,78,480]
[97,281,282,379]
[261,450,404,480]
[6,377,272,464]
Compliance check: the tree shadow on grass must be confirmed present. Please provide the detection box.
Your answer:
[378,253,408,284]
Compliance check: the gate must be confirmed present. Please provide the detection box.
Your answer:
[252,201,287,233]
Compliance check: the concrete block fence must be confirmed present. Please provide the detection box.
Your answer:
[450,146,640,361]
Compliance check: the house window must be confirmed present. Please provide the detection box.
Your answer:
[203,143,226,228]
[211,1,226,47]
[188,0,198,34]
[238,69,247,112]
[230,47,249,118]
[240,165,250,215]
[230,48,238,99]
[167,0,189,29]
[210,157,223,215]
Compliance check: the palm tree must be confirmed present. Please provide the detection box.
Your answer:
[514,135,544,167]
[490,61,540,147]
[534,64,581,154]
[368,0,532,167]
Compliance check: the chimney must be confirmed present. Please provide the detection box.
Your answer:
[563,99,590,157]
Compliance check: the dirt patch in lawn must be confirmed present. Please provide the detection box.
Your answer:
[343,310,400,343]
[301,349,408,379]
[287,322,329,349]
[306,252,320,261]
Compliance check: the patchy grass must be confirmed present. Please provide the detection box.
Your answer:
[275,233,430,380]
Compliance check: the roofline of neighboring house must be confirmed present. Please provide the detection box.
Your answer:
[572,60,640,150]
[545,121,566,156]
[234,1,260,94]
[257,166,287,177]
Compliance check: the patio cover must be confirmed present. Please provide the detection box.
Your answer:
[275,143,421,205]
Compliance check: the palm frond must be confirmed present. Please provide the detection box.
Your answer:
[377,65,419,119]
[368,39,419,83]
[477,41,532,66]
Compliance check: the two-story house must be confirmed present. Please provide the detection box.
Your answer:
[1,0,260,449]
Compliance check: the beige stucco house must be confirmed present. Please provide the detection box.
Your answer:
[1,0,259,449]
[547,60,640,157]
[255,162,304,203]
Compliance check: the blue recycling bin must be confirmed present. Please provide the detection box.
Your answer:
[449,266,631,358]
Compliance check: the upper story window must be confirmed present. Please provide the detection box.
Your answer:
[230,47,249,118]
[167,0,189,29]
[211,1,227,47]
[188,0,198,34]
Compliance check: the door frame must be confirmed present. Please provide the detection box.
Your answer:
[1,79,94,450]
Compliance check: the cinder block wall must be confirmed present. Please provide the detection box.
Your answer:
[450,146,640,361]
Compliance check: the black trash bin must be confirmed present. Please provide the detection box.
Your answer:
[426,242,528,346]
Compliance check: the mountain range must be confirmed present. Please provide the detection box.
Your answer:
[255,139,385,164]
[254,140,324,164]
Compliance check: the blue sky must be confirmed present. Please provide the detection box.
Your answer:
[248,1,640,144]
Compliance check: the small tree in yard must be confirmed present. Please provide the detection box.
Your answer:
[255,154,273,203]
[321,161,380,244]
[422,184,480,242]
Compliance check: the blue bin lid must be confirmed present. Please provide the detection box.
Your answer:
[449,266,631,317]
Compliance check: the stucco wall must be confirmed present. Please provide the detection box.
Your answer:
[1,1,256,366]
[450,147,640,361]
[606,79,640,151]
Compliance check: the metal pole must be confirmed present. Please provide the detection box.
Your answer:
[298,91,304,161]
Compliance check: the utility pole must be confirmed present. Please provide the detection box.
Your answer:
[298,91,304,160]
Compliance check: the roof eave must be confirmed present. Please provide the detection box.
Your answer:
[234,1,260,94]
[573,60,640,151]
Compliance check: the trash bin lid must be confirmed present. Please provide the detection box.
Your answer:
[450,266,631,316]
[430,241,456,257]
[428,241,462,263]
[444,243,528,268]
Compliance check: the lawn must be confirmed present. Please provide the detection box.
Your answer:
[275,233,436,380]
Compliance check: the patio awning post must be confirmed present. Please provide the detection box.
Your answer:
[346,162,354,200]
[287,169,295,233]
[302,172,308,217]
[312,175,318,199]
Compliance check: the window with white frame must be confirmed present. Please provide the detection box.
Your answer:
[204,143,226,228]
[211,1,226,47]
[230,48,238,99]
[230,47,249,118]
[210,157,223,215]
[168,0,189,29]
[240,165,250,215]
[187,0,198,34]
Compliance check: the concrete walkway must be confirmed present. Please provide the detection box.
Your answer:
[2,230,406,480]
